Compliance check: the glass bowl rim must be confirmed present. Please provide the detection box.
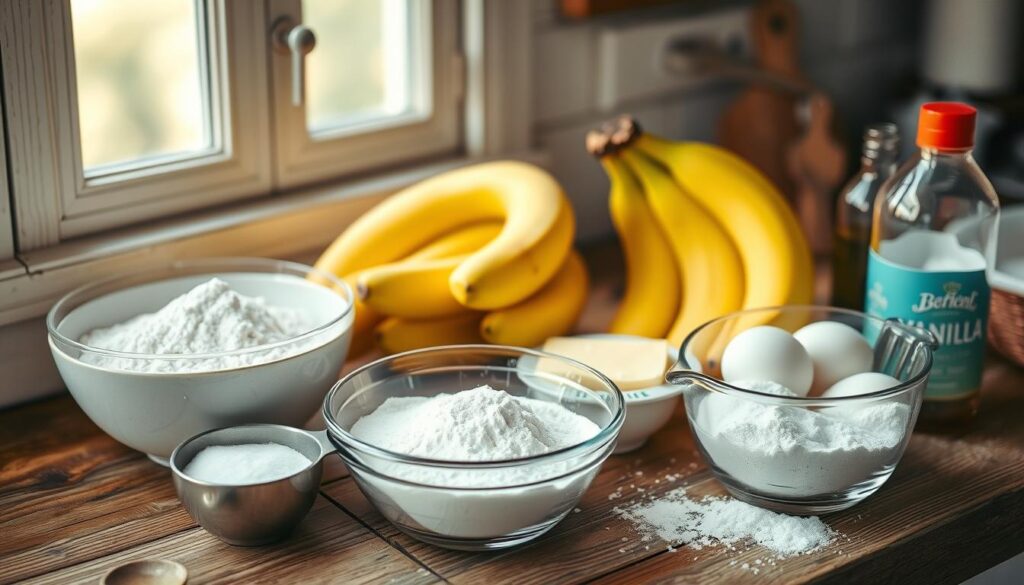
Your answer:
[46,257,353,361]
[674,304,937,405]
[323,344,626,468]
[338,437,615,492]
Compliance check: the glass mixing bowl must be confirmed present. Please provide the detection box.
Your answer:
[323,345,625,551]
[668,306,937,514]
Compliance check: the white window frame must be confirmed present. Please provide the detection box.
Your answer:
[1,0,272,248]
[269,0,463,189]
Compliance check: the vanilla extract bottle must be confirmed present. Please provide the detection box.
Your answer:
[865,102,1000,428]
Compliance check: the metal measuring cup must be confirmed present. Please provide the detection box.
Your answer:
[169,424,337,546]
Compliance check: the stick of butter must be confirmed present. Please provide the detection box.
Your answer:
[538,336,670,391]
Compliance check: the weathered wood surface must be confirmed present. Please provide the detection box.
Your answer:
[2,245,1023,583]
[321,359,1024,584]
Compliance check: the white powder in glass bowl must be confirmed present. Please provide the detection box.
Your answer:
[347,385,607,538]
[693,392,910,498]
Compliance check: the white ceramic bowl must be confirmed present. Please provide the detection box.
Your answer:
[47,258,354,464]
[521,334,682,453]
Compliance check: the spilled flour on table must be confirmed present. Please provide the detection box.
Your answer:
[615,487,836,561]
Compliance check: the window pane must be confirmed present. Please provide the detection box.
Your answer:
[304,0,429,136]
[71,0,210,172]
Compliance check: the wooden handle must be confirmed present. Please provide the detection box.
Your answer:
[752,0,801,77]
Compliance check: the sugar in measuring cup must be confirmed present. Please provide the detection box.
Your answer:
[169,424,337,546]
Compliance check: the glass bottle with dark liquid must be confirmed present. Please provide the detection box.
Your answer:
[832,124,900,310]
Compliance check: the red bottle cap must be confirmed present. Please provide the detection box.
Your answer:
[916,102,976,150]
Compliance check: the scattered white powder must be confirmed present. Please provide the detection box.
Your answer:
[617,488,835,557]
[183,442,310,485]
[347,385,604,538]
[694,390,910,497]
[80,278,311,373]
[351,385,599,461]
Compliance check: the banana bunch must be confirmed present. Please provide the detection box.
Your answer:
[314,161,588,356]
[588,116,814,349]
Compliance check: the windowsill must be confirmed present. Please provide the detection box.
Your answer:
[0,151,549,327]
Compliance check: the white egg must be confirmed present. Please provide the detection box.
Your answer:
[793,321,874,394]
[822,372,901,398]
[721,326,813,396]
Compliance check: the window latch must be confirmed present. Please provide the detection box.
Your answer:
[272,17,317,106]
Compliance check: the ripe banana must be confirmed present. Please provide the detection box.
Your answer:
[598,153,680,339]
[355,223,503,319]
[339,223,501,355]
[633,132,814,315]
[358,255,469,318]
[452,197,575,310]
[620,148,745,347]
[480,250,589,347]
[406,222,503,261]
[313,161,573,311]
[375,313,483,355]
[631,126,814,362]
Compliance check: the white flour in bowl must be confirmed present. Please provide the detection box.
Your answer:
[183,442,311,485]
[351,385,599,463]
[347,385,608,538]
[80,278,311,373]
[693,392,910,497]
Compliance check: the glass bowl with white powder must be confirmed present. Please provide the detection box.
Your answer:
[669,306,937,515]
[323,345,626,551]
[47,258,354,463]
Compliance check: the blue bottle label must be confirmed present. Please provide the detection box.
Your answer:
[865,248,989,399]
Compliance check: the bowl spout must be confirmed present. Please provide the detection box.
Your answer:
[665,367,716,390]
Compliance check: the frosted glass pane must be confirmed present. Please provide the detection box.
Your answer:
[71,0,210,171]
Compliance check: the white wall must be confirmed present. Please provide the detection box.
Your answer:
[529,0,922,242]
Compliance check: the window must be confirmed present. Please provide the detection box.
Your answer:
[0,0,462,250]
[71,0,212,172]
[270,0,461,188]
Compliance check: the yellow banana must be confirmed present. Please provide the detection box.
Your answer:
[620,149,745,347]
[339,223,501,355]
[631,127,814,363]
[312,161,573,310]
[633,131,814,314]
[598,153,680,339]
[480,250,589,347]
[452,197,575,310]
[375,313,483,355]
[358,255,469,318]
[406,222,503,261]
[355,223,503,319]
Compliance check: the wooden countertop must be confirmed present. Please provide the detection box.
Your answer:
[2,243,1023,584]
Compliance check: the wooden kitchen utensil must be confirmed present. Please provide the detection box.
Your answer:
[719,0,804,202]
[788,93,847,256]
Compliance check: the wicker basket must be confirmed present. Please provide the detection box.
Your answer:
[987,205,1024,368]
[989,286,1024,367]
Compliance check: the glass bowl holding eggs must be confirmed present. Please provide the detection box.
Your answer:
[668,306,938,514]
